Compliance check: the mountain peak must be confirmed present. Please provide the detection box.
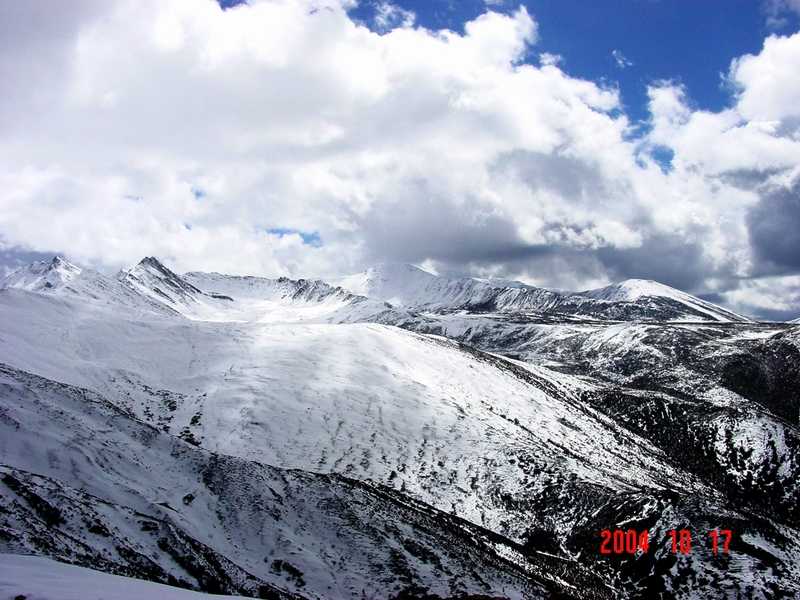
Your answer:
[135,256,170,271]
[609,278,681,300]
[120,256,203,312]
[126,257,194,284]
[0,255,81,292]
[581,278,750,322]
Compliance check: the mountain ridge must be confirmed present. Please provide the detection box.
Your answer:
[333,262,752,323]
[0,257,757,323]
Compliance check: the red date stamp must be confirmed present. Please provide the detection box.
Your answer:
[599,529,732,555]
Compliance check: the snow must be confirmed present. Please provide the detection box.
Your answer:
[0,278,699,546]
[582,278,751,322]
[0,256,81,292]
[0,363,540,599]
[333,265,750,322]
[182,270,397,324]
[584,279,687,302]
[333,262,490,308]
[2,255,796,598]
[0,555,243,600]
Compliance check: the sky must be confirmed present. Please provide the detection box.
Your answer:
[1,0,800,319]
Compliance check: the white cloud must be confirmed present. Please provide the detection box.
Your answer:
[0,0,799,314]
[372,1,415,33]
[724,274,800,320]
[729,32,800,121]
[539,52,562,66]
[645,33,800,177]
[612,49,633,69]
[763,0,800,29]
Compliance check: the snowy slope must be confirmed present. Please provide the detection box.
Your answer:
[182,270,404,324]
[0,555,247,600]
[0,287,698,547]
[0,363,557,599]
[119,257,237,319]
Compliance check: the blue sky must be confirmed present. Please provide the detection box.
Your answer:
[347,0,799,125]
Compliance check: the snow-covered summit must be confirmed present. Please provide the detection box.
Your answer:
[581,278,750,322]
[582,278,685,302]
[119,256,206,310]
[0,255,81,292]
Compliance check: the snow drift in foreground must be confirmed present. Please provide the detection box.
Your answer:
[0,555,242,600]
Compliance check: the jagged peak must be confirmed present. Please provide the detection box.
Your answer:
[34,255,80,273]
[0,255,81,292]
[50,255,70,266]
[132,256,172,273]
[124,257,190,283]
[121,256,202,298]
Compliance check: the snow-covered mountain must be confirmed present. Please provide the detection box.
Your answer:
[0,256,183,317]
[0,255,81,291]
[0,256,406,325]
[182,270,404,324]
[335,263,751,323]
[2,256,799,599]
[579,279,748,322]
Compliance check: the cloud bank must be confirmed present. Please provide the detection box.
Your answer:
[1,0,799,318]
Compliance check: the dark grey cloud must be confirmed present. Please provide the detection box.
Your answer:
[744,305,800,321]
[498,150,608,201]
[359,186,524,265]
[747,179,800,273]
[594,230,719,292]
[356,150,731,296]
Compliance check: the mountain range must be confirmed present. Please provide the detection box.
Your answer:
[1,256,798,599]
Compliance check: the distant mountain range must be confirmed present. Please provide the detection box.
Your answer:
[334,262,751,323]
[1,256,798,599]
